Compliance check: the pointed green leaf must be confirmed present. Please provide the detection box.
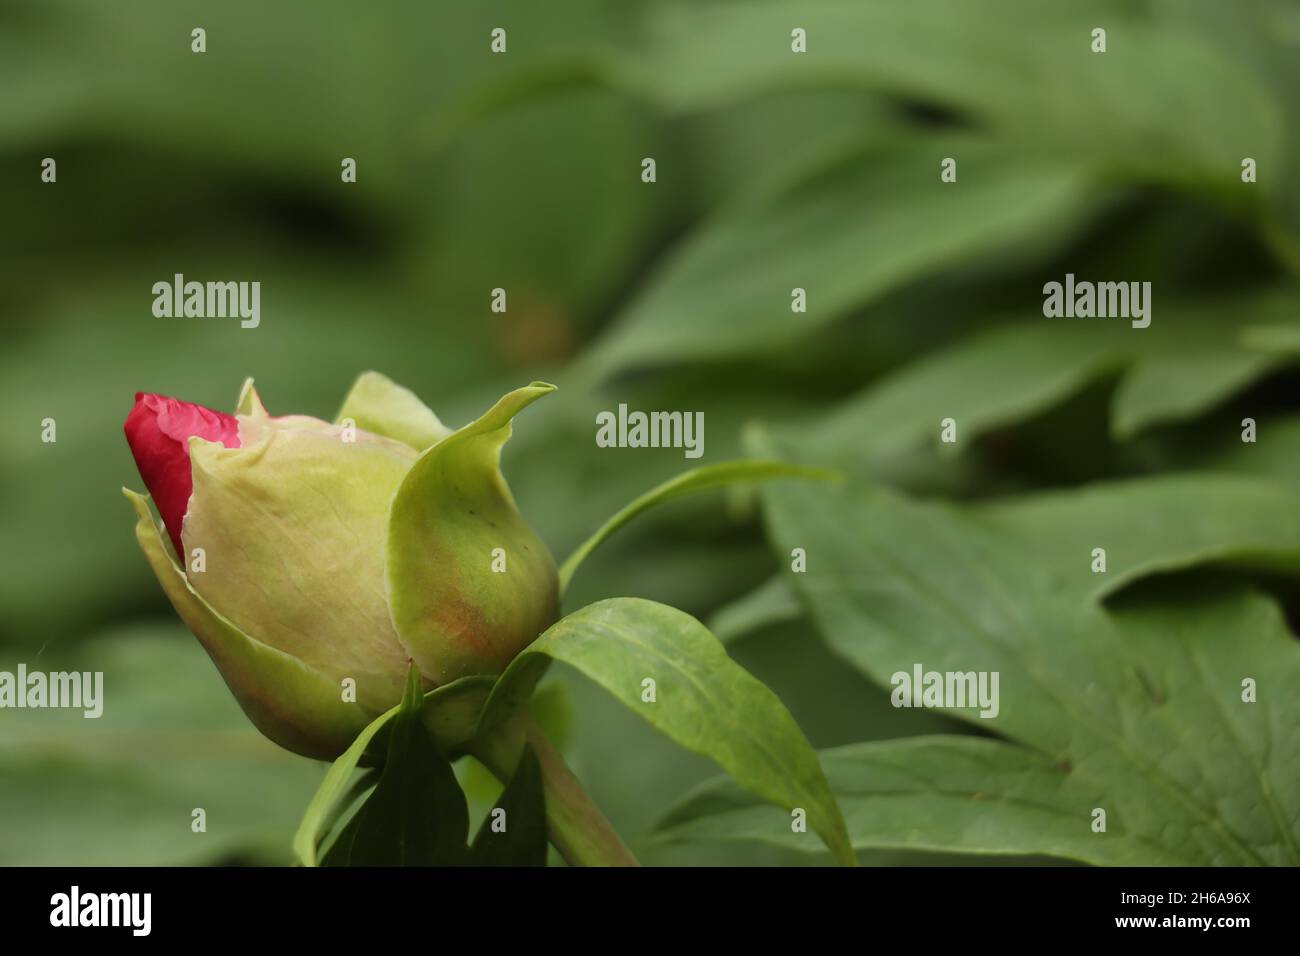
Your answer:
[798,321,1125,469]
[978,473,1300,603]
[1193,411,1300,484]
[630,1,1281,187]
[708,575,802,644]
[292,706,398,867]
[579,136,1095,376]
[1,625,325,866]
[293,675,497,867]
[323,667,470,867]
[482,597,854,865]
[758,476,1300,864]
[469,744,548,867]
[793,296,1300,475]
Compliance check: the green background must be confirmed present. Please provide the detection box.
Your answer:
[2,0,1299,865]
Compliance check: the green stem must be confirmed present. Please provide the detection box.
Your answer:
[472,711,639,867]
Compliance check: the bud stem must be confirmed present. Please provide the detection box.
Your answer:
[473,711,640,867]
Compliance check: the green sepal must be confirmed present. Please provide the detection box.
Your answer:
[234,377,268,417]
[335,370,452,450]
[124,488,371,760]
[387,383,560,684]
[183,417,415,714]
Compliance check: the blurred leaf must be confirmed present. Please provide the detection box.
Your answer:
[0,1,640,195]
[0,625,323,866]
[527,681,575,753]
[677,91,904,214]
[725,616,967,750]
[1111,310,1300,437]
[509,368,837,556]
[7,0,1300,870]
[559,459,834,593]
[482,597,854,865]
[423,88,672,337]
[630,1,1284,193]
[1148,0,1300,250]
[1193,412,1300,483]
[978,474,1300,597]
[793,321,1121,470]
[0,2,665,336]
[790,294,1300,478]
[708,575,802,644]
[579,135,1098,376]
[468,744,548,866]
[752,476,1300,864]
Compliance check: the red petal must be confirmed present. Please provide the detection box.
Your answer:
[124,393,242,563]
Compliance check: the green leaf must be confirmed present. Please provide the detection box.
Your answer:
[793,296,1300,475]
[629,1,1282,190]
[655,736,1179,865]
[1244,322,1300,354]
[797,321,1123,469]
[323,667,470,867]
[752,475,1300,864]
[468,745,548,866]
[315,769,381,851]
[1110,306,1300,437]
[292,705,399,867]
[707,575,802,644]
[387,382,560,685]
[559,459,835,594]
[439,2,1283,207]
[0,625,324,866]
[481,597,855,865]
[978,474,1300,602]
[1193,412,1300,483]
[293,675,498,867]
[578,136,1096,377]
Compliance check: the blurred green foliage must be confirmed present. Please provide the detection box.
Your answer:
[2,0,1298,865]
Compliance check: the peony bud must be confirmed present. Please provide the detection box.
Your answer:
[123,393,241,562]
[123,373,559,759]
